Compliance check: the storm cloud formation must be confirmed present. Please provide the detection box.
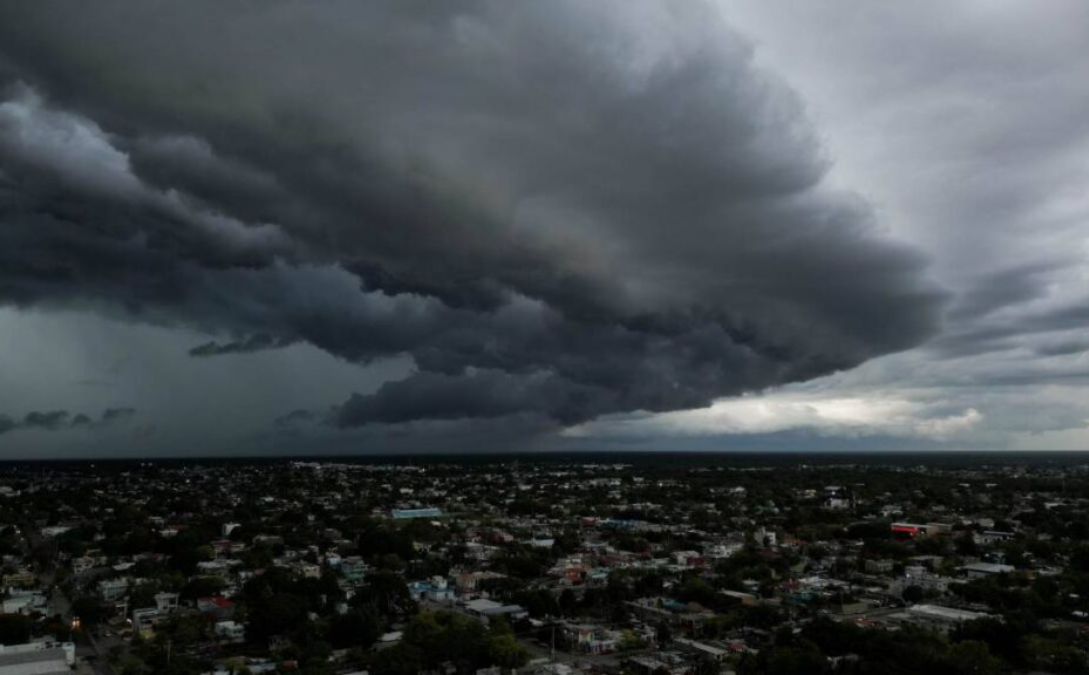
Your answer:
[0,2,943,433]
[0,408,136,435]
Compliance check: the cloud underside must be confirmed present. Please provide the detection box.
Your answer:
[0,2,942,431]
[0,407,135,435]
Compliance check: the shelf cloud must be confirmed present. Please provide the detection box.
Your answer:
[0,1,941,434]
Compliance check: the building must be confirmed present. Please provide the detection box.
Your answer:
[674,637,729,663]
[340,556,369,583]
[132,607,169,637]
[391,508,443,520]
[0,641,75,674]
[197,596,235,618]
[958,562,1015,579]
[214,621,246,642]
[893,604,993,630]
[902,566,952,593]
[154,592,179,612]
[463,598,528,622]
[973,531,1016,546]
[408,576,455,603]
[98,577,132,602]
[890,522,951,539]
[561,622,621,655]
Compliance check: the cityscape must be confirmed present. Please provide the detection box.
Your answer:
[0,455,1087,674]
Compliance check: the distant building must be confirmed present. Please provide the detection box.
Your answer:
[900,604,993,629]
[890,522,951,539]
[214,621,245,642]
[132,607,169,638]
[463,598,528,621]
[973,531,1016,546]
[391,507,443,520]
[408,576,455,603]
[197,596,235,618]
[340,556,369,583]
[823,486,852,510]
[958,562,1015,578]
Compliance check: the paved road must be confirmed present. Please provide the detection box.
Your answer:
[22,525,114,675]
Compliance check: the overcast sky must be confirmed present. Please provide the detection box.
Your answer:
[0,1,1086,457]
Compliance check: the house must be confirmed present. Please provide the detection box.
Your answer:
[902,566,952,593]
[71,556,97,575]
[98,577,132,602]
[408,576,455,603]
[720,590,757,606]
[561,622,621,655]
[132,607,171,637]
[214,621,245,642]
[340,557,369,583]
[197,596,235,618]
[672,551,704,568]
[155,592,179,613]
[707,542,743,560]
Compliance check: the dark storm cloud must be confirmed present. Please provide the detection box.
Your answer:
[101,407,136,423]
[275,409,318,427]
[0,408,136,434]
[0,1,942,429]
[23,410,69,429]
[337,370,615,427]
[189,334,296,357]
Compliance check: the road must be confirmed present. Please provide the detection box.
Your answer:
[21,524,113,675]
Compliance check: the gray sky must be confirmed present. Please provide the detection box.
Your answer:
[0,1,1086,457]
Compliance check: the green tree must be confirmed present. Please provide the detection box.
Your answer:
[329,606,381,650]
[0,614,32,645]
[944,640,1004,675]
[902,585,925,604]
[371,642,423,675]
[71,595,111,628]
[488,634,529,669]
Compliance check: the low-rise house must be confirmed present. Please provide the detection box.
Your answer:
[214,621,246,642]
[197,596,236,618]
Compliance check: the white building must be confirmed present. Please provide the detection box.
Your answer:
[0,641,75,674]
